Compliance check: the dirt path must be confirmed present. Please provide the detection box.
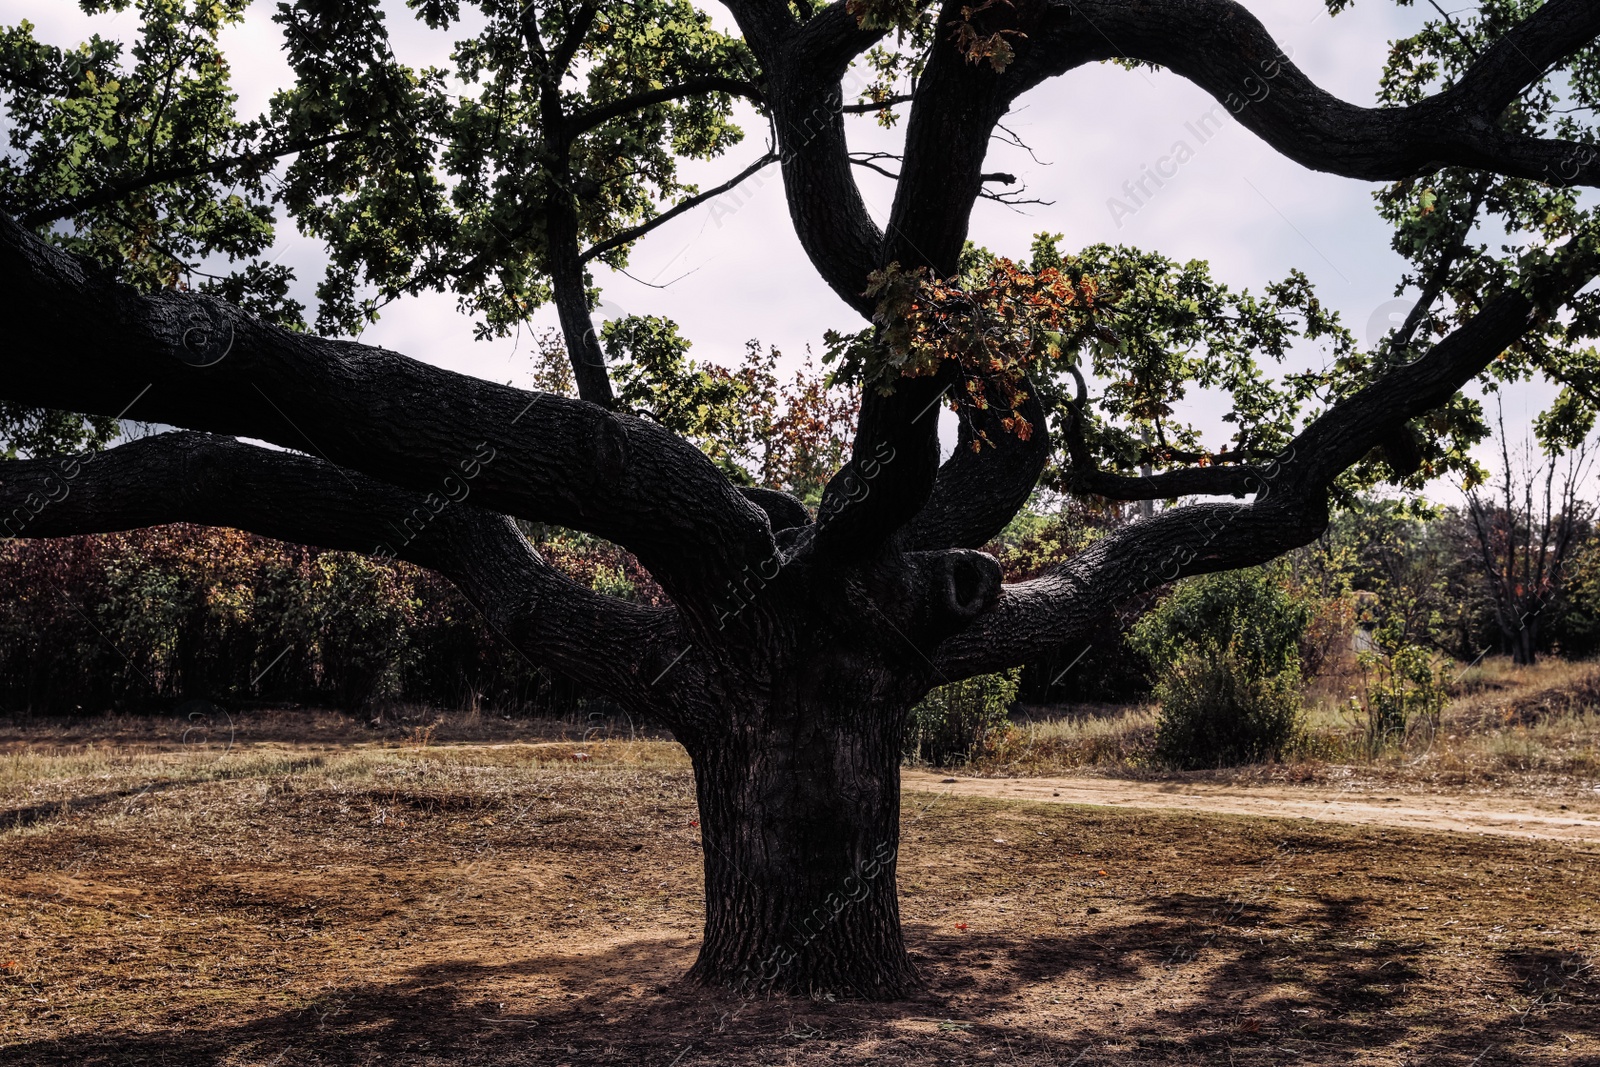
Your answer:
[903,769,1600,844]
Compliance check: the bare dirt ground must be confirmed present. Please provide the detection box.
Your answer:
[1,721,1597,1065]
[903,770,1600,845]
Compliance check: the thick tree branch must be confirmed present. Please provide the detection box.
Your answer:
[767,90,882,316]
[739,485,810,531]
[720,0,887,315]
[808,375,948,560]
[715,0,801,60]
[544,194,618,408]
[520,2,617,407]
[903,377,1052,551]
[0,211,778,637]
[934,495,1322,677]
[882,0,1013,276]
[937,238,1600,678]
[790,1,888,74]
[1015,0,1600,187]
[1450,0,1600,113]
[0,431,681,710]
[1283,294,1577,493]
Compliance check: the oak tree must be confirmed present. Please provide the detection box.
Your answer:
[4,0,1600,996]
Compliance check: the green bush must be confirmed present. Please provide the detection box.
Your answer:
[1131,567,1313,769]
[1353,641,1449,756]
[264,552,420,708]
[1149,652,1304,768]
[0,526,583,715]
[904,669,1020,767]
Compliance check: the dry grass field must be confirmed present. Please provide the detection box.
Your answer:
[979,658,1600,795]
[1,697,1597,1066]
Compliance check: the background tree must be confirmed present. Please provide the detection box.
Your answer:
[4,0,1600,998]
[0,0,767,431]
[1465,409,1594,664]
[1295,498,1487,659]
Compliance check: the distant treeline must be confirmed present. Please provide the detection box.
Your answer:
[0,524,653,716]
[6,489,1600,716]
[998,494,1600,705]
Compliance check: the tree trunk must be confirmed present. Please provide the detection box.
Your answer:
[1512,615,1539,665]
[683,678,920,998]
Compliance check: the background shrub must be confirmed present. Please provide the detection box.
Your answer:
[0,525,623,716]
[1352,637,1451,756]
[1131,567,1314,769]
[1148,652,1304,769]
[904,669,1020,767]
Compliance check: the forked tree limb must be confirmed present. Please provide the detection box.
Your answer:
[0,212,778,635]
[935,241,1600,677]
[763,0,1600,562]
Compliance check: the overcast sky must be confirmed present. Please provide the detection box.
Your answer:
[4,0,1579,490]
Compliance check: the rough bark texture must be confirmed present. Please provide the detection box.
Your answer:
[4,0,1600,998]
[684,679,917,996]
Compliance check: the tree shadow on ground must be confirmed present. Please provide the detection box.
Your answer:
[0,780,188,830]
[1,756,327,830]
[11,892,1597,1066]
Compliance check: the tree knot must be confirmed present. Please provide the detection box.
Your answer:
[931,548,1002,621]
